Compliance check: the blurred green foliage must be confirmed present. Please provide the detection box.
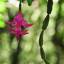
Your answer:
[0,14,5,28]
[0,0,64,64]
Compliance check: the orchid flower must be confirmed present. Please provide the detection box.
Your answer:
[6,0,32,40]
[6,11,32,40]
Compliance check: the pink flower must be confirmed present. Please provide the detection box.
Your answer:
[6,11,32,40]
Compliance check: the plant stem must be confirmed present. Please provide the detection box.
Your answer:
[19,0,22,11]
[11,38,21,64]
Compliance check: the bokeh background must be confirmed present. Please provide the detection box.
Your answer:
[0,0,64,64]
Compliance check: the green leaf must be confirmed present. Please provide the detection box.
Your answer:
[0,14,5,28]
[0,20,5,28]
[0,2,7,13]
[27,0,33,6]
[0,0,7,2]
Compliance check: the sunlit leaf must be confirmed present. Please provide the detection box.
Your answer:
[0,0,7,2]
[0,2,7,13]
[0,20,5,28]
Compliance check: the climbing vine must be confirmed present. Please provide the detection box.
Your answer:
[39,0,53,64]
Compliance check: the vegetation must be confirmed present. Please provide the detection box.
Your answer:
[0,0,64,64]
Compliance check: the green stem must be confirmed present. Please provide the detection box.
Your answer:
[11,39,21,64]
[19,0,22,11]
